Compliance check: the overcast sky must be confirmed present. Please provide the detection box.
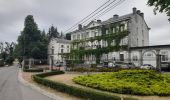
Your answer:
[0,0,169,45]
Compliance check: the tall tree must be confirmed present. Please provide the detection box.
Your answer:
[16,15,41,60]
[47,25,59,39]
[147,0,170,21]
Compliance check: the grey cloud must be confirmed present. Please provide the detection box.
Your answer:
[0,0,169,46]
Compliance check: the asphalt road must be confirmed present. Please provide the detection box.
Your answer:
[0,66,55,100]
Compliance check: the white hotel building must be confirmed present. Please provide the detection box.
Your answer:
[48,7,170,68]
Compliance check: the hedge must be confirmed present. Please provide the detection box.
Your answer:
[32,71,121,100]
[23,68,43,72]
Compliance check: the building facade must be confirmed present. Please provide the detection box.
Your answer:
[48,38,71,67]
[67,7,150,66]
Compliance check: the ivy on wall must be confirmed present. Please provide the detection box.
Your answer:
[62,22,129,64]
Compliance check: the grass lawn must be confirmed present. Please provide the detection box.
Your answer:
[73,70,170,96]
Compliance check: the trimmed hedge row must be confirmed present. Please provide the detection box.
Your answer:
[23,68,43,72]
[32,71,121,100]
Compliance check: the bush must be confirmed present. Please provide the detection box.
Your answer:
[123,97,138,100]
[70,67,122,72]
[91,64,97,68]
[0,59,4,67]
[35,71,65,77]
[33,71,121,100]
[73,70,170,96]
[23,68,44,72]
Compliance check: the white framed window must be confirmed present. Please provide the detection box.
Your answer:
[77,34,80,40]
[124,22,127,30]
[161,51,168,61]
[61,45,64,48]
[133,55,138,61]
[113,28,115,33]
[73,35,76,40]
[106,30,109,34]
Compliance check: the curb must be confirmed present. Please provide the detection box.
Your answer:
[18,69,62,100]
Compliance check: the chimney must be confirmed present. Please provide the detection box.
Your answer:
[136,10,141,14]
[78,24,82,30]
[97,20,101,23]
[113,14,119,19]
[140,13,144,18]
[133,7,137,14]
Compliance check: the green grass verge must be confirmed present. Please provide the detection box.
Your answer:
[32,71,123,100]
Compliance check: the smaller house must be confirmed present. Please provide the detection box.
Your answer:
[48,38,71,68]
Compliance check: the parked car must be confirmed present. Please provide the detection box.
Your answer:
[108,62,116,68]
[114,62,136,69]
[140,64,155,70]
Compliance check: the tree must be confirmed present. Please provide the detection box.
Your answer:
[147,0,170,21]
[15,16,49,67]
[47,25,60,39]
[18,15,41,58]
[0,42,15,65]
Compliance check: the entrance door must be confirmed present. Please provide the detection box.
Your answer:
[120,54,124,61]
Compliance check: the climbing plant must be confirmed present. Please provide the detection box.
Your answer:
[63,22,129,64]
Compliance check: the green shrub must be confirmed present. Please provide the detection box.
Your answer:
[91,64,97,68]
[123,97,138,100]
[70,67,122,72]
[33,71,121,100]
[23,68,43,72]
[35,71,65,77]
[73,70,170,96]
[0,59,4,67]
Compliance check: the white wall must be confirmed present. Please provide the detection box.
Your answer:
[129,13,149,47]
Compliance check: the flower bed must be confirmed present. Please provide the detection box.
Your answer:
[73,70,170,96]
[32,71,137,100]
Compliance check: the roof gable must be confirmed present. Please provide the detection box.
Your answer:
[85,21,101,29]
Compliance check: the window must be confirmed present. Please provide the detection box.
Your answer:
[113,28,115,33]
[116,26,119,32]
[51,49,54,54]
[162,51,168,61]
[61,49,64,53]
[120,26,124,32]
[142,30,144,38]
[73,35,76,40]
[77,34,80,40]
[106,30,109,34]
[120,54,124,61]
[61,45,64,48]
[94,32,97,37]
[142,40,144,46]
[147,53,153,56]
[124,22,128,30]
[86,32,89,38]
[162,55,168,61]
[133,56,138,61]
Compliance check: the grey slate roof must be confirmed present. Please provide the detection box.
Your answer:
[102,13,133,25]
[52,38,71,44]
[67,12,149,34]
[68,13,133,34]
